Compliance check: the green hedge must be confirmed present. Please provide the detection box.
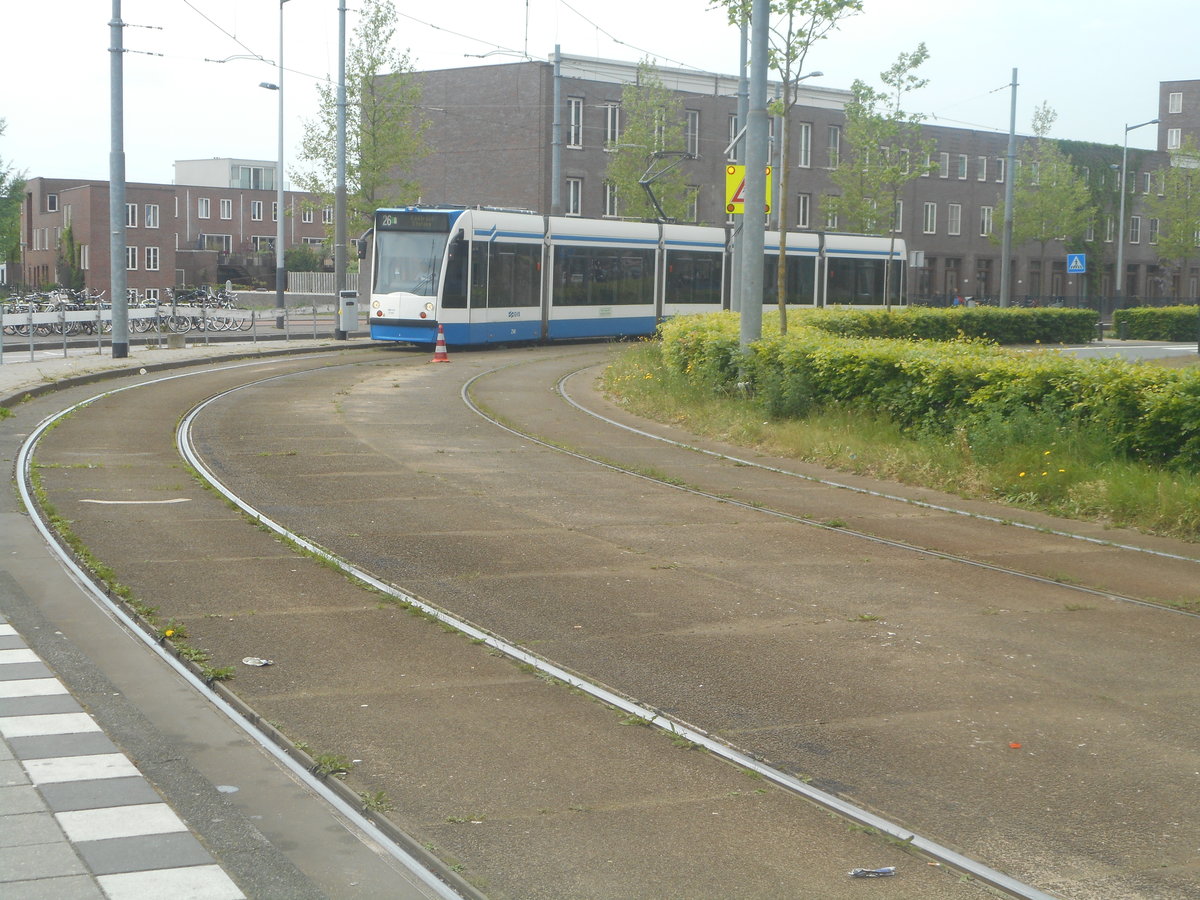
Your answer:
[659,312,1200,469]
[793,306,1098,345]
[1112,306,1200,341]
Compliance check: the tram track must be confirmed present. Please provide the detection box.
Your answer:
[18,343,1200,898]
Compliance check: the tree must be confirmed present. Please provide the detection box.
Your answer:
[824,44,935,310]
[293,0,427,243]
[1146,135,1200,299]
[56,225,85,290]
[604,59,697,222]
[994,104,1094,300]
[0,119,25,283]
[721,0,862,330]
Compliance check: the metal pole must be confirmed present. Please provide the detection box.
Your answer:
[999,68,1017,308]
[334,0,348,339]
[109,0,129,357]
[274,0,288,329]
[731,20,748,313]
[1117,118,1159,306]
[551,45,562,216]
[739,0,768,352]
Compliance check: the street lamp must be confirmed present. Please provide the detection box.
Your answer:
[261,0,290,329]
[1115,118,1159,304]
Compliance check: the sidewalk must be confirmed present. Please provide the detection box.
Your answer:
[0,336,368,900]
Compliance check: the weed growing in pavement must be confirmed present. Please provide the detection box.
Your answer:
[312,752,354,779]
[200,664,235,683]
[852,613,883,622]
[359,790,394,813]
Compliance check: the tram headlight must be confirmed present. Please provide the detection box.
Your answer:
[371,300,381,309]
[424,302,434,312]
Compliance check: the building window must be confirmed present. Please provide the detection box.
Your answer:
[686,188,699,223]
[145,288,159,302]
[126,246,138,270]
[251,200,263,221]
[948,203,962,236]
[1105,216,1114,242]
[1169,91,1183,114]
[957,154,968,179]
[797,122,811,168]
[46,193,59,212]
[322,206,334,225]
[685,110,700,158]
[145,204,159,229]
[825,209,838,230]
[252,236,275,252]
[923,202,936,234]
[604,103,620,149]
[235,165,274,190]
[604,182,619,217]
[995,158,1006,183]
[796,192,811,229]
[145,246,159,271]
[1168,128,1182,150]
[980,205,994,237]
[198,197,211,219]
[79,245,88,270]
[1085,222,1095,242]
[126,203,138,227]
[272,202,279,222]
[1129,215,1141,243]
[567,97,583,148]
[219,198,232,220]
[201,234,232,253]
[302,207,314,224]
[1149,218,1159,244]
[566,177,582,216]
[938,152,950,178]
[827,125,840,168]
[977,156,987,181]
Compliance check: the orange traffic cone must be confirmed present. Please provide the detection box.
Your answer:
[431,324,451,362]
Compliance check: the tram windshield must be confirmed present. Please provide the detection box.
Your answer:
[373,230,450,296]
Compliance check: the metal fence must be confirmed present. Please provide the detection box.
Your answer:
[286,272,359,295]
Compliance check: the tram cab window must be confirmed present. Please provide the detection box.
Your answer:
[443,230,468,308]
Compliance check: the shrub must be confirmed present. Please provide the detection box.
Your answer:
[1113,306,1200,341]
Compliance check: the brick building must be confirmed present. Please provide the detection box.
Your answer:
[19,160,330,299]
[402,55,1198,305]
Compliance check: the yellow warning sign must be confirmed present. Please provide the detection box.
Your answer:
[725,164,772,215]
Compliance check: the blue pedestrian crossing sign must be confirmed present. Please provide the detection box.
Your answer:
[1067,253,1086,274]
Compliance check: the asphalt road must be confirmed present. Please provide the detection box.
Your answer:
[19,341,1200,899]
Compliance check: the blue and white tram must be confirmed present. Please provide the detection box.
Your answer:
[366,206,904,346]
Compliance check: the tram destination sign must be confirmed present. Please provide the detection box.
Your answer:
[377,211,453,233]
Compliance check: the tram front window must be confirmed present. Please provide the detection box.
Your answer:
[374,231,449,296]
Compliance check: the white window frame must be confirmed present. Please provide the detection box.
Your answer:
[980,206,994,237]
[302,207,314,224]
[1168,128,1182,150]
[977,156,988,181]
[1149,218,1159,244]
[604,182,619,218]
[567,97,584,148]
[957,154,968,179]
[219,198,232,220]
[145,246,160,271]
[827,125,840,168]
[947,203,962,236]
[250,200,264,221]
[126,246,138,270]
[797,122,811,168]
[685,110,700,158]
[125,203,138,228]
[938,152,950,178]
[1129,215,1141,244]
[891,199,903,233]
[145,204,159,229]
[796,192,811,229]
[322,206,334,225]
[46,193,59,212]
[566,177,582,216]
[922,201,936,234]
[604,103,620,149]
[1169,91,1183,114]
[995,158,1006,183]
[198,197,211,220]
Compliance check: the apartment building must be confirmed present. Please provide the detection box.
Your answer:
[403,56,1194,304]
[19,160,330,298]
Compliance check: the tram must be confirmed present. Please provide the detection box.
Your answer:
[365,206,906,346]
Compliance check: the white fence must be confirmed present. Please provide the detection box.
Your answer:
[286,272,360,294]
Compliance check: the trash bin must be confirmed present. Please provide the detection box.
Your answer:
[337,290,357,340]
[1117,319,1129,340]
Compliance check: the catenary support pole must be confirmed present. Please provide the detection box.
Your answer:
[739,0,768,351]
[109,0,129,358]
[999,68,1017,308]
[334,0,348,339]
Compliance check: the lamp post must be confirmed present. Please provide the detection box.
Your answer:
[1115,118,1159,305]
[258,0,289,329]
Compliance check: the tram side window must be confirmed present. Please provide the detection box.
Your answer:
[470,241,489,308]
[665,250,722,304]
[553,246,654,305]
[827,259,886,305]
[442,233,468,308]
[487,242,541,308]
[761,254,817,305]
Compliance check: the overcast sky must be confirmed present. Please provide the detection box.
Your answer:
[4,0,1191,186]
